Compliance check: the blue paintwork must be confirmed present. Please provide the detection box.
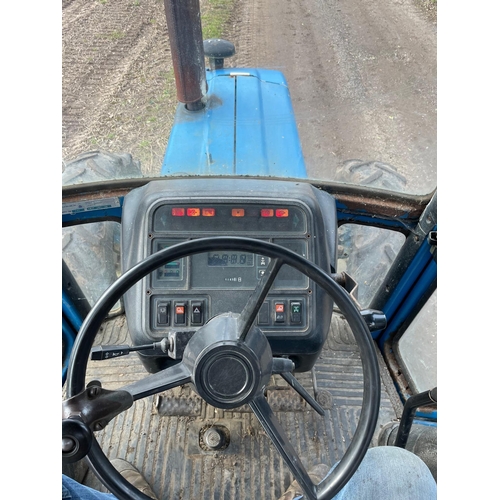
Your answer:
[62,289,84,334]
[62,316,76,386]
[377,257,436,344]
[63,289,82,385]
[374,227,437,344]
[161,69,307,178]
[415,411,437,423]
[62,199,124,226]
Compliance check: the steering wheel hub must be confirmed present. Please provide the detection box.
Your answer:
[199,349,253,404]
[185,314,273,409]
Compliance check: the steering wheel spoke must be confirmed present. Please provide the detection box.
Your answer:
[250,392,318,500]
[121,361,191,401]
[238,257,283,341]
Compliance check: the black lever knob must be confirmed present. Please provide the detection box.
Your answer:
[360,309,387,332]
[203,39,235,70]
[62,417,93,464]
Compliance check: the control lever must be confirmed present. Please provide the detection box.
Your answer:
[90,339,170,360]
[90,330,198,361]
[272,358,325,416]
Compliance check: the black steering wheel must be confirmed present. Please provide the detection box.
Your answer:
[63,237,380,500]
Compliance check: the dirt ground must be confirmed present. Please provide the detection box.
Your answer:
[62,0,436,192]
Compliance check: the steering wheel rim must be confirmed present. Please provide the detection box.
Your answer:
[66,236,381,500]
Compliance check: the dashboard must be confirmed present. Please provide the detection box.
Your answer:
[121,178,338,373]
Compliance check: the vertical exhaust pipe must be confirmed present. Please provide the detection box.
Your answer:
[163,0,207,111]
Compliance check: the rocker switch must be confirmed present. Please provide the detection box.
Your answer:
[290,302,302,323]
[157,303,169,325]
[275,303,285,323]
[174,302,186,325]
[258,302,270,325]
[191,301,203,325]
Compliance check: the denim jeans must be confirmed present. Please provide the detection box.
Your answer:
[330,446,436,499]
[62,446,436,499]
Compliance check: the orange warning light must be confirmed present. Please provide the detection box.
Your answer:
[232,208,245,217]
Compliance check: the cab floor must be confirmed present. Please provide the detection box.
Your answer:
[77,313,402,499]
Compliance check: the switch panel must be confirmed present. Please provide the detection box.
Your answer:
[151,297,209,332]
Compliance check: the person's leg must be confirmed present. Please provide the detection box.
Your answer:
[63,458,158,500]
[278,446,437,500]
[332,446,437,500]
[62,475,116,500]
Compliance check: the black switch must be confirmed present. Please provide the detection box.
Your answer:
[174,302,186,325]
[157,303,169,325]
[191,301,203,325]
[258,301,270,325]
[290,301,302,323]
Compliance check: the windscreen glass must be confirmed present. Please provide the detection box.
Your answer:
[62,0,436,196]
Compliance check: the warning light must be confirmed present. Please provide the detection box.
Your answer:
[261,208,274,217]
[232,208,245,217]
[187,208,201,217]
[276,209,289,218]
[202,208,215,217]
[171,208,185,216]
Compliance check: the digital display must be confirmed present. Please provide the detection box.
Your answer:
[155,241,184,281]
[207,252,255,267]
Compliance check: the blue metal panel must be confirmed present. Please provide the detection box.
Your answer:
[161,69,307,178]
[337,212,415,232]
[62,316,76,386]
[234,71,306,176]
[415,412,437,423]
[162,74,236,174]
[62,199,123,226]
[62,289,84,334]
[373,223,437,346]
[377,257,436,345]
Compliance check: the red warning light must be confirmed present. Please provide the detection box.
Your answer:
[202,208,215,217]
[276,209,289,218]
[171,208,185,216]
[232,208,245,217]
[261,208,274,217]
[187,208,201,217]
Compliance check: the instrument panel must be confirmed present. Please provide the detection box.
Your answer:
[121,179,338,373]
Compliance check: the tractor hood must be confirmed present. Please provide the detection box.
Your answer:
[161,68,307,178]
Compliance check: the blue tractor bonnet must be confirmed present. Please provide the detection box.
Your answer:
[161,68,307,178]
